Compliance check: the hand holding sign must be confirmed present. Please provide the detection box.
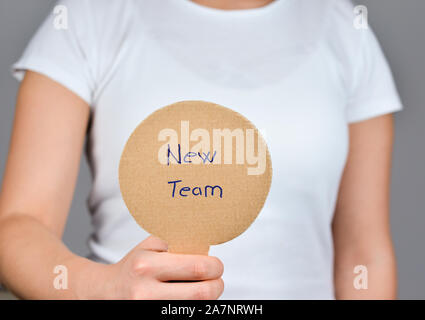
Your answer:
[119,101,272,255]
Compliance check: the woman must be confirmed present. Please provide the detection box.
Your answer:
[0,0,402,299]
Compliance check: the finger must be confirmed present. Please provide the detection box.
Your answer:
[138,236,168,252]
[153,253,224,281]
[157,278,224,300]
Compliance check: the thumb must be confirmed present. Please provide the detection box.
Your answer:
[138,235,168,252]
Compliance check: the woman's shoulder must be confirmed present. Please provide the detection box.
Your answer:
[320,0,376,60]
[54,0,139,54]
[54,0,137,29]
[324,0,368,40]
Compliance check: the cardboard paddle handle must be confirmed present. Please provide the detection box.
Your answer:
[168,243,210,256]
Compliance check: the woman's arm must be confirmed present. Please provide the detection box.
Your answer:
[333,114,397,299]
[0,71,93,298]
[0,71,224,299]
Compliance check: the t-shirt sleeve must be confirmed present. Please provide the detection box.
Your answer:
[346,27,403,123]
[12,0,96,105]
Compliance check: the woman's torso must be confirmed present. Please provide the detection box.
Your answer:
[85,0,350,299]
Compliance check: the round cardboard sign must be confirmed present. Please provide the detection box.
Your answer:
[119,101,272,254]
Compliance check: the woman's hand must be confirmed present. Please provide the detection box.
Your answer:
[83,236,224,300]
[0,72,223,300]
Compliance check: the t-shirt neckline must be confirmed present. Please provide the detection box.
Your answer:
[174,0,289,17]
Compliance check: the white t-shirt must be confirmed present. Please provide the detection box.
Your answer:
[13,0,402,299]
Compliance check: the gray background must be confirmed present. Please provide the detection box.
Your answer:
[0,0,424,299]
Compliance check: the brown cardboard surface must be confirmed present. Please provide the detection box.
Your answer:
[119,101,272,255]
